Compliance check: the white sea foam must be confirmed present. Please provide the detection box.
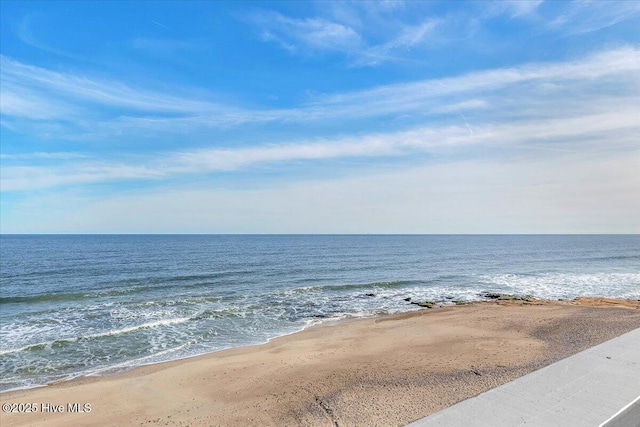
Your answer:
[0,317,191,356]
[84,317,192,339]
[85,341,195,376]
[480,272,640,299]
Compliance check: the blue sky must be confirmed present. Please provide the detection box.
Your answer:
[1,0,639,233]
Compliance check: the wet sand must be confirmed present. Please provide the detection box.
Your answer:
[1,299,639,427]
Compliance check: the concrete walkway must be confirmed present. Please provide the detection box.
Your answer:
[408,327,640,427]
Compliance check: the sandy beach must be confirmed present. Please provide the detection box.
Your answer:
[1,299,639,427]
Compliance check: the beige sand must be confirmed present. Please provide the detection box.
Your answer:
[1,300,639,427]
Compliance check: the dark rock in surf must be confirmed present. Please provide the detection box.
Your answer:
[482,292,537,302]
[411,301,436,308]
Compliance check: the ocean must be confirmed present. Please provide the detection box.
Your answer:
[1,234,639,391]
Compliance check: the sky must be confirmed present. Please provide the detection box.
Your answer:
[0,0,639,234]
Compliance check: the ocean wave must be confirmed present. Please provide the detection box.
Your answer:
[581,254,640,262]
[189,307,245,321]
[0,286,154,304]
[0,278,233,305]
[0,317,191,356]
[0,292,92,304]
[288,280,420,294]
[82,317,191,340]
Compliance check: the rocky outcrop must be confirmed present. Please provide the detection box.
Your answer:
[482,292,535,301]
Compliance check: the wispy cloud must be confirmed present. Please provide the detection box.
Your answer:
[3,100,638,192]
[4,46,637,139]
[0,83,80,120]
[245,8,441,67]
[151,20,171,31]
[488,0,544,19]
[6,147,639,234]
[245,0,541,67]
[1,163,164,192]
[3,1,638,234]
[548,1,640,34]
[312,47,640,109]
[15,13,81,60]
[0,152,88,160]
[0,55,222,119]
[245,1,640,68]
[351,18,439,66]
[249,11,362,54]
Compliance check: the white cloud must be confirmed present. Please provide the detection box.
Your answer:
[0,152,87,160]
[246,1,640,69]
[489,0,544,18]
[16,13,80,59]
[4,149,638,234]
[3,101,638,192]
[247,9,441,67]
[312,47,640,110]
[548,1,640,34]
[1,163,164,192]
[2,46,638,202]
[351,19,439,66]
[3,4,639,234]
[253,12,362,54]
[0,55,221,117]
[0,84,79,120]
[2,47,637,133]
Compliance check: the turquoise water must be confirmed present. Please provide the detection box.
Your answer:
[1,234,639,391]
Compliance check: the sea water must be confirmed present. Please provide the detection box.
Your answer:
[1,234,638,391]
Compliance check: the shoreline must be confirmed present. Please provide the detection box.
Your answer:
[1,298,639,426]
[3,296,637,395]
